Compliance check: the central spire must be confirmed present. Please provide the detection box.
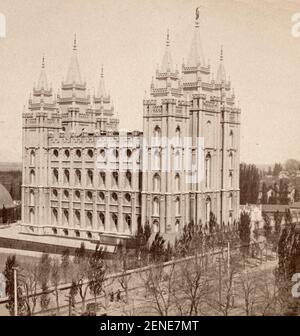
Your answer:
[65,34,83,85]
[97,65,107,97]
[216,46,226,83]
[161,29,173,72]
[37,55,48,90]
[187,8,206,67]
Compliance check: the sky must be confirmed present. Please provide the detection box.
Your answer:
[0,0,300,165]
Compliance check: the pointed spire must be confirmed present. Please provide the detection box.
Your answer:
[161,29,173,72]
[97,65,107,97]
[187,8,205,67]
[216,45,226,83]
[65,34,83,84]
[37,54,48,90]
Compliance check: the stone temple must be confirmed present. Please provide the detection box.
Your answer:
[21,13,241,244]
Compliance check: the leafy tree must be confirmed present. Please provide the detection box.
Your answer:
[276,218,300,315]
[262,212,272,242]
[61,249,70,282]
[273,163,283,176]
[238,212,251,256]
[51,258,61,314]
[285,159,299,173]
[3,255,26,316]
[240,163,260,204]
[74,243,86,263]
[88,245,106,305]
[149,233,166,263]
[37,253,52,312]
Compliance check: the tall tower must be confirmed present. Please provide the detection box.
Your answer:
[22,56,59,232]
[93,66,119,132]
[142,32,189,234]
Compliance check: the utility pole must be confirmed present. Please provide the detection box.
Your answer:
[12,266,18,316]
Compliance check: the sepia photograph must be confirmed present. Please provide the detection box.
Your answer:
[0,0,299,322]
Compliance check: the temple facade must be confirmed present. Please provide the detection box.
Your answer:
[21,14,241,242]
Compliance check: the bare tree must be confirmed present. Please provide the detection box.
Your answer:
[140,262,176,316]
[51,258,61,314]
[20,263,39,316]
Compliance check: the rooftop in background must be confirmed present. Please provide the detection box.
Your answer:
[0,184,14,209]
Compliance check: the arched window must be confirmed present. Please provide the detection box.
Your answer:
[206,197,211,223]
[53,169,59,185]
[98,192,105,202]
[63,190,69,200]
[87,169,93,186]
[29,208,35,225]
[30,169,35,185]
[52,208,58,226]
[153,173,161,192]
[86,211,93,227]
[74,190,81,201]
[74,210,80,226]
[175,220,180,233]
[205,153,211,189]
[229,193,233,210]
[63,209,69,226]
[206,120,212,147]
[153,197,160,216]
[86,191,93,202]
[175,174,180,192]
[125,215,132,232]
[229,172,233,188]
[111,192,118,202]
[99,212,105,228]
[229,130,234,148]
[75,169,81,186]
[75,230,80,238]
[174,149,181,171]
[125,193,131,203]
[175,126,181,146]
[52,189,58,199]
[99,149,106,159]
[229,152,234,170]
[76,149,81,159]
[126,171,132,187]
[112,172,118,187]
[112,213,118,231]
[126,149,132,159]
[153,220,159,233]
[29,190,34,206]
[64,149,70,158]
[64,169,70,185]
[175,197,180,216]
[153,149,161,171]
[87,149,94,159]
[53,149,59,158]
[30,150,35,166]
[99,172,106,187]
[153,126,161,146]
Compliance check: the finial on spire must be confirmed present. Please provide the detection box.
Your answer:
[42,55,45,69]
[73,34,77,51]
[195,6,202,27]
[220,45,224,62]
[101,64,104,78]
[166,29,170,47]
